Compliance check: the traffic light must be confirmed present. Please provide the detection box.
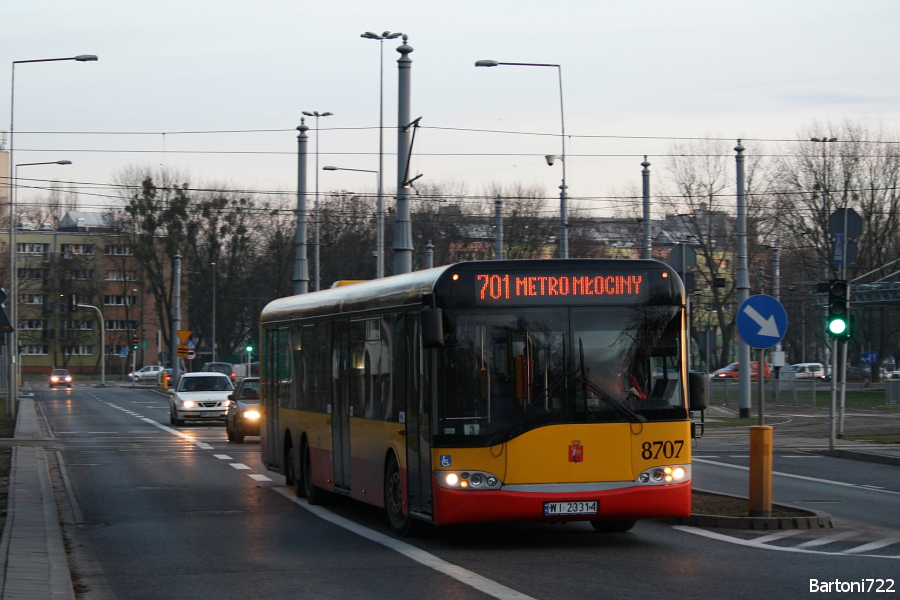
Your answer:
[246,345,253,354]
[826,279,850,338]
[132,335,139,350]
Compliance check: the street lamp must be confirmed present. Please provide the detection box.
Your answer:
[210,261,216,363]
[7,53,96,413]
[361,31,404,278]
[476,59,568,258]
[11,160,72,404]
[301,110,333,291]
[323,166,380,276]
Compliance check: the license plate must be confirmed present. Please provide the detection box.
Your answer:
[201,411,220,417]
[543,501,598,516]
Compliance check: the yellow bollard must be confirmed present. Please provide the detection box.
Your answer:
[749,425,773,517]
[162,373,168,390]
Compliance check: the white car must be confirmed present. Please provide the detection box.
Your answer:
[169,372,234,426]
[129,365,164,382]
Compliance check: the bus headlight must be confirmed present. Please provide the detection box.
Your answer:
[437,470,501,490]
[637,465,690,485]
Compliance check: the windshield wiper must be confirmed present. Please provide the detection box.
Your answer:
[578,338,646,424]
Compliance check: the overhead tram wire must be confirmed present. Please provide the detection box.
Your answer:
[14,125,900,146]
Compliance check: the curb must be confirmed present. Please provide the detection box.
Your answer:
[658,488,834,531]
[819,449,900,467]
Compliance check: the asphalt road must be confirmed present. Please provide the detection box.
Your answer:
[36,384,900,600]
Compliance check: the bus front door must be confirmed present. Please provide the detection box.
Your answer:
[405,317,434,518]
[331,321,351,491]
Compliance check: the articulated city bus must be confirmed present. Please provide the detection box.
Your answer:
[260,259,706,535]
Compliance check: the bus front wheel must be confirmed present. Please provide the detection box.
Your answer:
[384,454,414,536]
[590,519,637,533]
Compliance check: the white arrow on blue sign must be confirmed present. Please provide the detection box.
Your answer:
[737,294,788,349]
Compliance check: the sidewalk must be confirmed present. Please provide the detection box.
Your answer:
[0,395,74,600]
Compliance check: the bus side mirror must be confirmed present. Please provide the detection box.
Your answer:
[421,307,444,349]
[688,372,707,411]
[688,372,707,439]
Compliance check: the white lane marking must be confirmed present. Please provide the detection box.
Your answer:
[139,417,200,442]
[781,455,822,458]
[230,463,251,470]
[753,530,804,544]
[214,455,233,460]
[248,474,272,482]
[673,526,900,559]
[843,538,900,554]
[273,488,536,600]
[694,458,900,496]
[796,531,859,548]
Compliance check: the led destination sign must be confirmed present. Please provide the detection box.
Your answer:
[472,272,649,305]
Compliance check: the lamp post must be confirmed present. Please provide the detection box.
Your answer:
[323,166,379,275]
[8,53,96,413]
[210,261,216,363]
[475,59,568,258]
[301,110,332,291]
[11,160,71,406]
[812,135,841,447]
[361,31,403,279]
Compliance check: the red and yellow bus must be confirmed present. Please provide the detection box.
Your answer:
[260,259,706,535]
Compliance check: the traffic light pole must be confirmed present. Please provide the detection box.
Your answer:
[829,341,838,450]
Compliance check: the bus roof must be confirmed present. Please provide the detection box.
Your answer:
[260,259,682,325]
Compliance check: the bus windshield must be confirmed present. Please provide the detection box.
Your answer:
[435,306,684,445]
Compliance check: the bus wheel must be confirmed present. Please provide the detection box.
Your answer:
[590,519,637,533]
[384,454,421,537]
[302,442,326,505]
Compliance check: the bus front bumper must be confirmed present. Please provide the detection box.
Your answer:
[431,479,691,525]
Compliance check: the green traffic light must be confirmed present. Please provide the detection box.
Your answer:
[828,318,847,336]
[246,346,253,353]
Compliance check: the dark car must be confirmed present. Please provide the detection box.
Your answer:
[48,368,72,388]
[822,365,871,386]
[225,377,260,444]
[202,361,236,381]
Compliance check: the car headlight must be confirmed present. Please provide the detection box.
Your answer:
[50,376,59,382]
[64,377,72,382]
[243,410,261,420]
[181,400,195,408]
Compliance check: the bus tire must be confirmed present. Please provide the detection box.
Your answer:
[590,519,637,533]
[284,444,299,492]
[384,453,423,537]
[302,442,326,505]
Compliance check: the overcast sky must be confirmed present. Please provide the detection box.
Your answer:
[5,0,899,217]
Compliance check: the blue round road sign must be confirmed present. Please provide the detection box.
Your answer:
[737,294,788,349]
